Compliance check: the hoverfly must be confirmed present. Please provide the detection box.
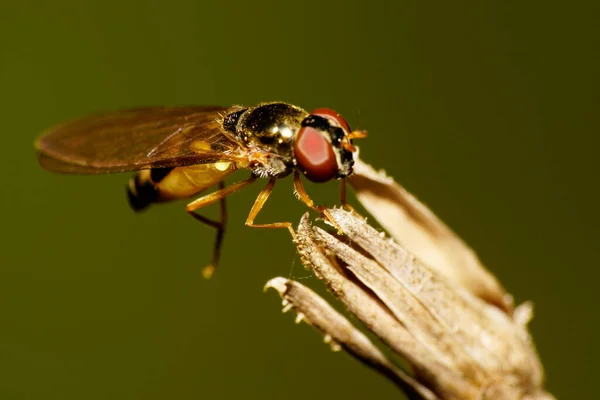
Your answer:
[35,102,366,276]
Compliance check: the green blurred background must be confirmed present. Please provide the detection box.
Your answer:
[1,1,598,398]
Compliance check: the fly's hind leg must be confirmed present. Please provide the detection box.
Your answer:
[187,181,226,279]
[186,176,258,278]
[245,179,296,240]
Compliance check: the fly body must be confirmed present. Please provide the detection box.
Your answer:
[36,101,367,275]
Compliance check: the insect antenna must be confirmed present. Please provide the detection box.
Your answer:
[342,130,368,153]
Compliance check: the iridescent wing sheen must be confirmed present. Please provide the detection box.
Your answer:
[35,106,247,174]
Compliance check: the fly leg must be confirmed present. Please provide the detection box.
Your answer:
[340,178,363,218]
[293,171,343,234]
[186,175,258,278]
[245,179,296,240]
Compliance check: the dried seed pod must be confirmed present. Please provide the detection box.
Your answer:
[269,209,553,399]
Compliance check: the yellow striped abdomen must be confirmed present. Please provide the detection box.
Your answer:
[127,161,236,211]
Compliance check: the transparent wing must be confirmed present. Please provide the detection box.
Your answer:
[35,106,247,174]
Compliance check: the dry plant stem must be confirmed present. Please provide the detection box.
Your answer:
[265,277,437,400]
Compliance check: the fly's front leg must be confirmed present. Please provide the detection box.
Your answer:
[293,171,343,234]
[186,175,258,277]
[245,179,296,240]
[340,178,363,218]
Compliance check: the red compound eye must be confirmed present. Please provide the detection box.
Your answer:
[294,126,338,183]
[310,108,351,133]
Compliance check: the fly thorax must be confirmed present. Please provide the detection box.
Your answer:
[235,102,308,178]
